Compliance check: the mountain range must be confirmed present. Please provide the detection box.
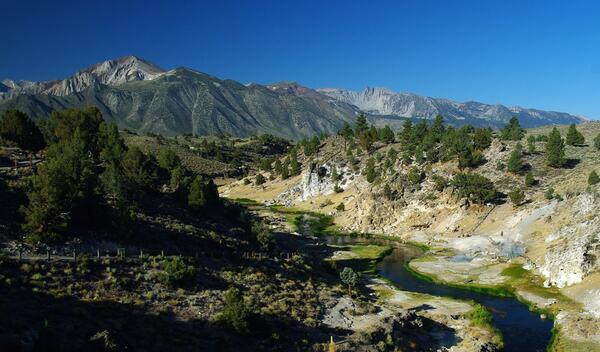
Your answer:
[0,56,587,139]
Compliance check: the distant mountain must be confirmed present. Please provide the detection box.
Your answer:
[0,59,359,139]
[318,87,586,128]
[0,56,164,101]
[0,56,587,139]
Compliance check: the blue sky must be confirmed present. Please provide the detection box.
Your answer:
[2,0,600,118]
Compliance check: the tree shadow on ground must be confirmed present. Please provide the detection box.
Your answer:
[0,281,349,352]
[563,158,581,169]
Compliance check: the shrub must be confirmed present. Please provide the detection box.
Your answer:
[432,175,447,192]
[158,257,195,286]
[218,287,249,333]
[508,188,525,206]
[334,184,344,193]
[255,173,266,186]
[407,167,424,185]
[336,203,345,212]
[588,171,600,186]
[595,133,600,150]
[524,171,535,187]
[544,187,555,200]
[451,173,497,204]
[252,221,273,251]
[383,183,394,200]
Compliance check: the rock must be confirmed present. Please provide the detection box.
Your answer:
[87,330,128,352]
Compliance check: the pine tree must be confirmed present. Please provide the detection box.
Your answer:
[565,124,585,146]
[289,148,301,175]
[594,133,600,150]
[500,117,524,140]
[525,171,535,187]
[340,267,360,297]
[0,109,46,151]
[157,149,181,171]
[255,173,266,185]
[354,114,368,137]
[358,131,373,153]
[508,188,525,206]
[527,135,536,154]
[379,125,395,144]
[273,159,283,175]
[22,129,99,242]
[220,287,249,333]
[507,143,523,174]
[364,158,376,183]
[281,159,290,179]
[473,128,492,150]
[188,176,207,211]
[545,128,566,168]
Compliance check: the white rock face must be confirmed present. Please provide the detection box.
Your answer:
[276,163,357,204]
[0,56,164,100]
[540,193,600,287]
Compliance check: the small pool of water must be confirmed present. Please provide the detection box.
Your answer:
[326,236,554,352]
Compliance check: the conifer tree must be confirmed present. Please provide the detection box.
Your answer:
[527,135,536,154]
[354,114,368,137]
[364,158,376,183]
[507,143,523,173]
[340,267,360,297]
[525,171,535,187]
[0,109,46,151]
[545,128,566,167]
[289,148,301,176]
[565,124,585,146]
[594,133,600,150]
[500,117,525,140]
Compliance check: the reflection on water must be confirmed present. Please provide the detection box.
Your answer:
[326,236,553,352]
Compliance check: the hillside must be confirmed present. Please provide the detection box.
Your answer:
[222,120,600,351]
[0,108,507,351]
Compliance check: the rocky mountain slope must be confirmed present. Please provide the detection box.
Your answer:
[0,59,360,139]
[0,56,589,139]
[319,87,587,128]
[0,56,164,100]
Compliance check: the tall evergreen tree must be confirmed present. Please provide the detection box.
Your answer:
[527,135,536,154]
[22,129,100,242]
[379,125,395,144]
[500,117,525,140]
[545,128,566,167]
[289,148,301,175]
[565,124,585,146]
[354,114,368,137]
[507,143,523,173]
